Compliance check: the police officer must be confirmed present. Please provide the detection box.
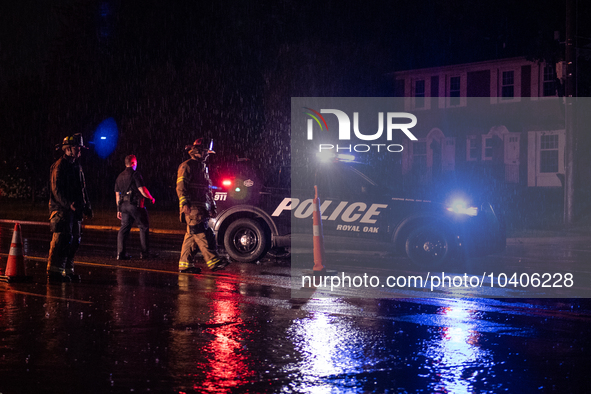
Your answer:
[176,138,229,273]
[114,155,157,260]
[47,133,93,282]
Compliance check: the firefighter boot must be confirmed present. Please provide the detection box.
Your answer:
[179,256,202,274]
[206,257,230,272]
[179,266,202,274]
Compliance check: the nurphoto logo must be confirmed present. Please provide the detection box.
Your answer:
[304,107,418,153]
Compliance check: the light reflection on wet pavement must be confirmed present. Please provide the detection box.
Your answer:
[1,224,591,392]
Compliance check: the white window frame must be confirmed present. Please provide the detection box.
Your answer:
[445,74,467,108]
[482,135,494,161]
[408,78,432,110]
[539,134,560,173]
[501,70,515,100]
[527,130,565,187]
[449,76,461,106]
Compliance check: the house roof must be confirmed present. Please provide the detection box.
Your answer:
[388,56,540,78]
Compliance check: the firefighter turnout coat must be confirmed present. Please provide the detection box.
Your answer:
[176,157,216,222]
[49,155,91,222]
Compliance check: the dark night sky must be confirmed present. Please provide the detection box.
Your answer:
[1,0,578,78]
[0,0,588,203]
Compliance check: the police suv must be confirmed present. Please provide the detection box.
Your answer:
[209,155,506,267]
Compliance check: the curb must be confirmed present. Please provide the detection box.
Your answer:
[3,219,591,240]
[0,219,185,235]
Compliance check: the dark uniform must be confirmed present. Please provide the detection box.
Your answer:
[47,134,92,281]
[176,139,229,272]
[115,167,150,258]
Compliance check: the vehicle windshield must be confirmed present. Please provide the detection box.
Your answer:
[346,161,452,202]
[346,162,387,186]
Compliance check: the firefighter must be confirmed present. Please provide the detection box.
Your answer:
[47,133,93,282]
[176,138,230,273]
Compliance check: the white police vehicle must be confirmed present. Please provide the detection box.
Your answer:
[210,155,505,267]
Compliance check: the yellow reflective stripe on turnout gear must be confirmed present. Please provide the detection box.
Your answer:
[179,261,190,269]
[179,196,188,208]
[206,257,221,269]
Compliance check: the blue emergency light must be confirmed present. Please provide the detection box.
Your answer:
[93,117,119,158]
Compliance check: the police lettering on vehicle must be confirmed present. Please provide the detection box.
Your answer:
[272,198,387,223]
[335,225,380,233]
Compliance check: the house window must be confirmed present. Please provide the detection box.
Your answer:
[415,80,425,108]
[483,137,494,160]
[467,136,478,161]
[543,65,557,97]
[450,76,460,106]
[540,134,559,173]
[528,130,564,187]
[501,71,514,99]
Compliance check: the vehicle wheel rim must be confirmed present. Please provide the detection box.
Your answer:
[233,228,258,255]
[410,231,447,264]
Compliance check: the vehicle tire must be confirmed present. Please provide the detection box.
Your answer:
[224,218,269,263]
[405,225,450,268]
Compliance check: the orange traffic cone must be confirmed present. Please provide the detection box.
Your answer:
[312,185,326,272]
[1,223,33,283]
[311,186,336,276]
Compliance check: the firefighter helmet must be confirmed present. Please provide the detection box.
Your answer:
[59,133,88,150]
[185,138,204,151]
[185,138,214,156]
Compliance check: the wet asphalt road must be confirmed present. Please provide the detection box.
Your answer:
[1,222,591,393]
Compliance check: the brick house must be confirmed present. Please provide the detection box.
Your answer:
[390,57,566,188]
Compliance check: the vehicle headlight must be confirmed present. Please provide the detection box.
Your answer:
[446,199,478,216]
